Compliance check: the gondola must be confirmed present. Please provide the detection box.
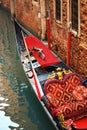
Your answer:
[14,19,87,130]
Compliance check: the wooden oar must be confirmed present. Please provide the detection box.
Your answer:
[21,31,44,99]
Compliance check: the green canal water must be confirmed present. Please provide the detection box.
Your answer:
[0,7,56,130]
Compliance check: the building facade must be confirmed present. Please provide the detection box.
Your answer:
[1,0,87,78]
[49,0,87,79]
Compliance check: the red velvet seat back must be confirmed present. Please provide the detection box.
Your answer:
[44,73,82,107]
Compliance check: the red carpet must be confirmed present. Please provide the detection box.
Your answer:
[25,36,60,68]
[74,117,87,129]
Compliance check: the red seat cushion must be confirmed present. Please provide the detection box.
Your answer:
[74,117,87,129]
[51,100,87,121]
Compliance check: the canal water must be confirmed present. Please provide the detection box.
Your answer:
[0,7,56,130]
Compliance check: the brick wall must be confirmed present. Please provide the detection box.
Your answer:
[71,1,87,78]
[1,0,41,37]
[50,0,87,78]
[15,0,41,36]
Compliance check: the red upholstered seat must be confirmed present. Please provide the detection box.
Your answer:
[44,73,82,107]
[44,73,87,122]
[51,100,87,121]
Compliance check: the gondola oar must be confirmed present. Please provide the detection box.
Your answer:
[21,31,44,99]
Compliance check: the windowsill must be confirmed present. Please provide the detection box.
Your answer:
[55,20,63,29]
[32,1,39,6]
[71,30,77,37]
[71,29,80,38]
[56,19,62,24]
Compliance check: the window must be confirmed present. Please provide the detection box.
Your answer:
[56,0,61,21]
[72,0,78,31]
[67,0,80,36]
